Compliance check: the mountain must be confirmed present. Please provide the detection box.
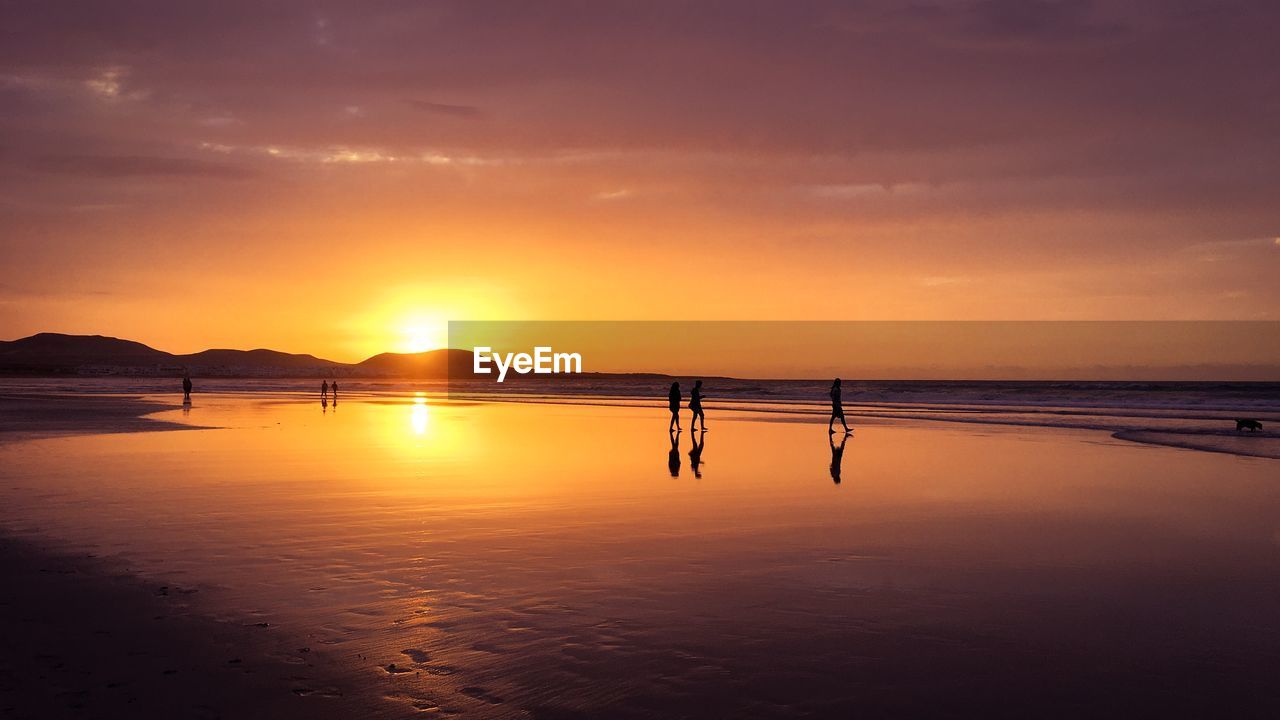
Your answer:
[177,348,342,372]
[356,349,477,378]
[0,333,464,378]
[0,333,169,371]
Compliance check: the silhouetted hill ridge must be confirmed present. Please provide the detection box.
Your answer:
[0,333,684,380]
[356,349,477,379]
[0,333,460,378]
[0,333,169,366]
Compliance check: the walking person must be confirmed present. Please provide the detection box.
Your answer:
[689,380,707,431]
[668,382,682,431]
[182,372,192,404]
[321,380,329,400]
[828,378,851,434]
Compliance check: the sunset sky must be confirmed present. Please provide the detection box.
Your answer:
[2,1,1278,362]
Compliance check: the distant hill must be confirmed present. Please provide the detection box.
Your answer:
[356,349,477,379]
[0,333,169,372]
[0,333,678,380]
[0,333,465,378]
[177,348,342,373]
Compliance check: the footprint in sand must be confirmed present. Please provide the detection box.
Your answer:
[385,691,461,714]
[291,686,343,698]
[460,687,504,704]
[401,648,431,664]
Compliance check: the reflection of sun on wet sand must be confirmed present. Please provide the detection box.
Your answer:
[2,391,1280,717]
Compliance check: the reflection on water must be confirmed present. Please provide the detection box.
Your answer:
[667,429,680,477]
[2,396,1280,716]
[410,393,429,435]
[829,433,847,484]
[689,428,706,478]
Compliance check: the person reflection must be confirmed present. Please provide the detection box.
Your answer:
[689,428,706,478]
[667,430,681,477]
[321,394,328,413]
[829,433,847,485]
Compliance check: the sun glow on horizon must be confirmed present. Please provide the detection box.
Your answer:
[400,320,445,353]
[334,283,514,361]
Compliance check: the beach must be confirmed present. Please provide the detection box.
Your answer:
[2,385,1279,717]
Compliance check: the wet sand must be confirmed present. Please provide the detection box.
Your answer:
[2,393,1279,717]
[0,392,202,443]
[0,538,366,719]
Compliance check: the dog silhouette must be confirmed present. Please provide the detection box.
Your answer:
[1236,419,1263,432]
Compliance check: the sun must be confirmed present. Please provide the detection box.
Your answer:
[400,321,444,353]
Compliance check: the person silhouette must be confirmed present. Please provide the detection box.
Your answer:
[689,380,707,431]
[182,372,192,404]
[828,378,851,434]
[667,430,681,477]
[331,381,339,398]
[321,380,329,400]
[667,382,682,431]
[689,428,706,478]
[829,432,847,484]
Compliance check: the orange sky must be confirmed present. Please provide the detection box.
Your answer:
[1,2,1279,363]
[451,321,1280,380]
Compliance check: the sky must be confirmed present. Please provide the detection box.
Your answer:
[452,321,1280,380]
[1,0,1278,363]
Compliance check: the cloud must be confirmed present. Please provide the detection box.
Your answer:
[84,66,124,98]
[919,276,975,287]
[31,154,252,179]
[967,0,1129,42]
[407,100,482,118]
[808,183,930,199]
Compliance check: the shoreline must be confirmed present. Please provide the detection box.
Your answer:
[4,388,1276,460]
[444,394,1280,460]
[0,392,210,445]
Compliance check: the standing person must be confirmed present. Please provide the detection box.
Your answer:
[321,380,329,400]
[667,382,682,431]
[689,380,707,431]
[828,378,851,434]
[330,380,339,400]
[182,372,192,403]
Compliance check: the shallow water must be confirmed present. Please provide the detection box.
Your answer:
[2,395,1279,717]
